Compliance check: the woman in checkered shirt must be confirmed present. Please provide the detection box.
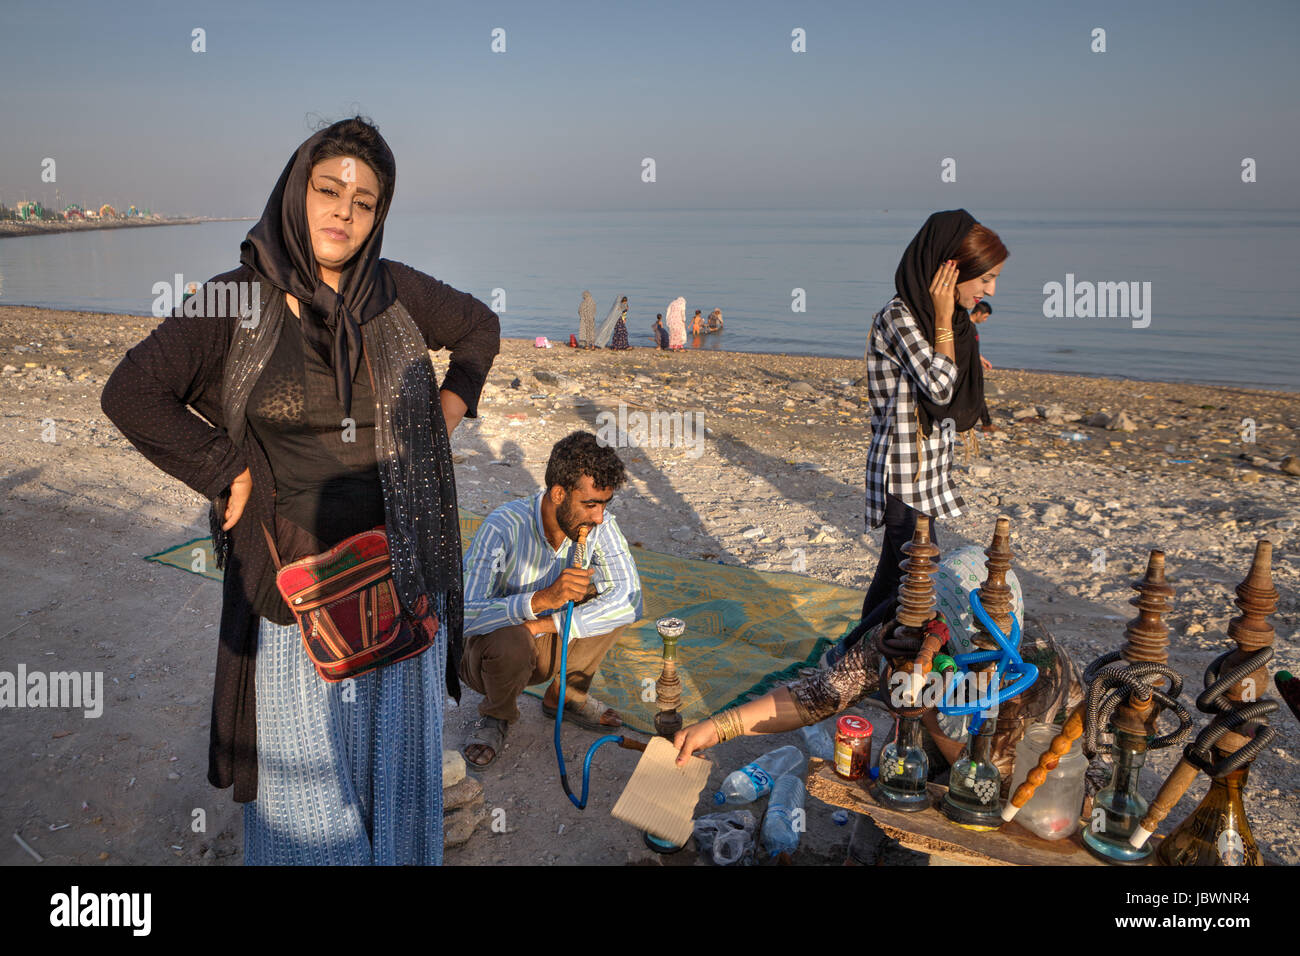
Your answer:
[827,210,1008,667]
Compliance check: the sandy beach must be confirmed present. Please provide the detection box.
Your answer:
[1,303,1296,867]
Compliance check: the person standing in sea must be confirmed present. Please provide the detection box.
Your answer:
[652,313,669,349]
[610,298,631,349]
[665,296,687,350]
[578,289,597,349]
[100,117,500,864]
[824,209,1006,668]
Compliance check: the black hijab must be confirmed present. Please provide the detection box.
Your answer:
[239,128,398,418]
[894,209,986,437]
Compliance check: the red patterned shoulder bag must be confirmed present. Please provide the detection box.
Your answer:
[261,522,440,682]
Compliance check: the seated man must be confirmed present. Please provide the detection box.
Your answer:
[459,431,643,768]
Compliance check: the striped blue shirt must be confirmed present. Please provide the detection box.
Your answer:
[462,491,643,641]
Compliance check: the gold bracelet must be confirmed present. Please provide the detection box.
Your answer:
[726,707,746,741]
[709,714,731,743]
[713,709,736,743]
[935,328,954,344]
[712,707,746,743]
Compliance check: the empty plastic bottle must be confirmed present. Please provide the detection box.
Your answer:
[715,745,805,805]
[797,718,836,761]
[761,772,807,858]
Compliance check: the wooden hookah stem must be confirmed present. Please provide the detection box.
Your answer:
[1123,550,1173,668]
[895,517,939,633]
[1217,539,1277,757]
[980,516,1015,640]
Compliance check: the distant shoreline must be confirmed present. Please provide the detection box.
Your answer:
[0,217,254,239]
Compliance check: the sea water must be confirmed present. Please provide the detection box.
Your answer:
[1,208,1295,390]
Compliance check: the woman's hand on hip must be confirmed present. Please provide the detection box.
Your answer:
[929,259,958,326]
[222,468,252,531]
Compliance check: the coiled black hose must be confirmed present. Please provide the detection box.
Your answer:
[1082,651,1193,757]
[1180,647,1278,777]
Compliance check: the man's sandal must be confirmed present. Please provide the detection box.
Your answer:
[462,715,508,770]
[542,692,622,731]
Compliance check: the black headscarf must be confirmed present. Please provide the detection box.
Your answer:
[894,209,986,437]
[239,128,397,418]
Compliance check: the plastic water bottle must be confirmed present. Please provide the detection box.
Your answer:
[715,745,805,805]
[797,718,836,761]
[761,772,807,858]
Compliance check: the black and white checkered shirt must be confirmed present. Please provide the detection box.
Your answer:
[864,296,964,529]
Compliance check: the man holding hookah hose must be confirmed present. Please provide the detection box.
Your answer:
[460,432,643,769]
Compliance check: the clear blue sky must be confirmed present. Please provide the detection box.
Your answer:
[2,0,1296,216]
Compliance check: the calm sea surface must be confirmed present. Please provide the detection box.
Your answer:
[1,208,1296,391]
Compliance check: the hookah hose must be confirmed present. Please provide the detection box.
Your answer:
[551,530,634,810]
[937,589,1040,734]
[1082,651,1193,757]
[1130,645,1277,848]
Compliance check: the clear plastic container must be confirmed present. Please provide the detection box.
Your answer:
[1007,722,1088,840]
[715,745,805,805]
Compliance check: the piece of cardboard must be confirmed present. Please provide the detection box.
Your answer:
[611,736,712,845]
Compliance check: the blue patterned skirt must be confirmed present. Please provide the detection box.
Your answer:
[243,597,447,865]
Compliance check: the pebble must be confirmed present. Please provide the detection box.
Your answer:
[1108,410,1138,432]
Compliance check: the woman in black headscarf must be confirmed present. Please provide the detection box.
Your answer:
[102,117,500,864]
[825,210,1006,667]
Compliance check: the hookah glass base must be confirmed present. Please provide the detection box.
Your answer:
[1082,786,1153,864]
[940,793,1002,830]
[875,723,931,812]
[643,831,685,854]
[1155,769,1260,867]
[942,733,1003,830]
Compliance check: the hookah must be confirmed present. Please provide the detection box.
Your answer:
[1130,540,1279,865]
[873,517,945,811]
[642,616,689,853]
[1079,550,1193,863]
[552,527,647,810]
[938,517,1039,830]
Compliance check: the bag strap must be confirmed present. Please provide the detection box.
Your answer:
[260,519,283,572]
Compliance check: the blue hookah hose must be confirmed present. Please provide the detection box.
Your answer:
[553,555,623,810]
[937,588,1040,735]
